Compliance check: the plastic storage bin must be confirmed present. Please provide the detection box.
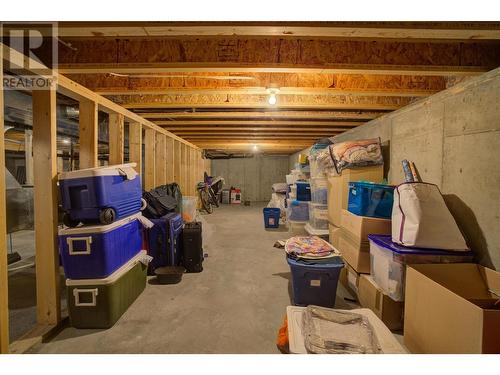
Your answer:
[287,255,344,307]
[287,200,310,222]
[181,196,198,222]
[310,177,328,204]
[59,163,142,226]
[309,203,329,229]
[288,220,307,235]
[296,181,311,201]
[309,156,326,178]
[66,251,148,329]
[348,182,395,219]
[368,234,474,301]
[58,213,143,279]
[263,208,281,229]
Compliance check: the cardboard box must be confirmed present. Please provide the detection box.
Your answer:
[340,209,391,240]
[339,262,360,298]
[404,263,500,353]
[328,224,341,249]
[327,165,384,227]
[338,229,370,274]
[358,275,404,331]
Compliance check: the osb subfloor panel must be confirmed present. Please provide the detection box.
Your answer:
[29,203,358,354]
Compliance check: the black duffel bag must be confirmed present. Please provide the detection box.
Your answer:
[142,183,182,219]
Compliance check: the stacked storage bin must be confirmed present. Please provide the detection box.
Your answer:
[305,154,329,239]
[58,163,148,329]
[286,154,311,235]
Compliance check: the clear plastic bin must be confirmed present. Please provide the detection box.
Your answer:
[308,156,327,178]
[287,200,310,222]
[181,196,198,222]
[310,177,328,204]
[309,203,329,229]
[368,234,474,301]
[288,220,307,235]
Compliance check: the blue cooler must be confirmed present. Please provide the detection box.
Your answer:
[296,181,311,201]
[263,208,281,228]
[348,182,395,219]
[58,213,143,279]
[59,163,142,226]
[287,255,344,307]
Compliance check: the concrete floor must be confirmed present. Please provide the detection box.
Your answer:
[28,203,358,354]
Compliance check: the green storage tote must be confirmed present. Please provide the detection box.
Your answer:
[66,250,149,329]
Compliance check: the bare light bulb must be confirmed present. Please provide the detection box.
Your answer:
[268,93,277,105]
[252,144,259,152]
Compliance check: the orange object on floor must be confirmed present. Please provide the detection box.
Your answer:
[276,315,289,354]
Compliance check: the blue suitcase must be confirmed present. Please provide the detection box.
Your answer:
[58,213,143,279]
[147,213,183,273]
[59,163,142,226]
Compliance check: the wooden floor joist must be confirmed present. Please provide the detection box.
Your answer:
[138,111,384,120]
[57,22,500,40]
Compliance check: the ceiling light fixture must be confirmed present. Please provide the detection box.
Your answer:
[266,88,280,106]
[252,144,259,152]
[62,138,71,144]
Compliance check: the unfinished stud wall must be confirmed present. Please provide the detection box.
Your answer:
[211,155,289,202]
[295,68,500,270]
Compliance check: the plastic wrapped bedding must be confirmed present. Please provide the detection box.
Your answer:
[267,193,287,223]
[302,306,381,354]
[272,183,289,194]
[329,138,383,173]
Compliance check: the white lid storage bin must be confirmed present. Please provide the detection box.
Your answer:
[368,235,474,302]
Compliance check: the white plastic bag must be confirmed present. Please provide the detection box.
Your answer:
[392,183,469,250]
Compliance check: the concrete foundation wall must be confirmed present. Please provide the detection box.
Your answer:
[211,155,289,202]
[290,68,500,269]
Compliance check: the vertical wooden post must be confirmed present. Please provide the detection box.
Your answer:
[0,58,10,354]
[173,141,181,185]
[128,122,142,179]
[189,148,196,195]
[32,89,61,326]
[108,113,124,165]
[24,129,34,185]
[166,137,174,183]
[155,133,167,186]
[180,143,187,194]
[144,128,156,190]
[79,99,98,169]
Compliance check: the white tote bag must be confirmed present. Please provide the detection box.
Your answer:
[392,183,469,250]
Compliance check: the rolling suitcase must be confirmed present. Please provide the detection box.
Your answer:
[165,212,183,266]
[182,221,203,273]
[147,213,183,274]
[147,217,169,274]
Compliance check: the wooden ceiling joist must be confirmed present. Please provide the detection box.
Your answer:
[94,87,437,97]
[153,120,361,127]
[138,111,383,120]
[114,94,413,110]
[67,72,446,97]
[57,22,500,40]
[163,127,353,132]
[57,37,500,76]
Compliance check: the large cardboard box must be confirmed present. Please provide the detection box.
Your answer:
[340,209,391,240]
[339,261,360,298]
[328,224,341,249]
[327,166,384,227]
[358,275,404,331]
[404,263,500,353]
[338,229,370,274]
